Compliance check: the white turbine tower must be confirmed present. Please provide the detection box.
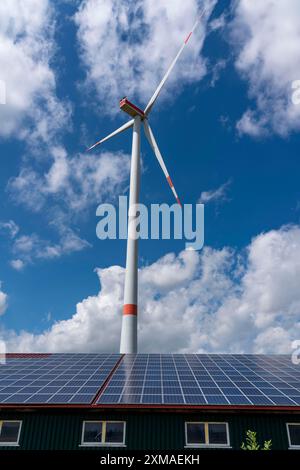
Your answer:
[88,12,207,354]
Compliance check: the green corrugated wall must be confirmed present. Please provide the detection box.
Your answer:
[0,409,299,450]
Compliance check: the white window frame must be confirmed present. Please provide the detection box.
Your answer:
[0,420,22,446]
[286,423,300,449]
[185,421,231,448]
[80,420,126,447]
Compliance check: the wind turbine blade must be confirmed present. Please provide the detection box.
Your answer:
[144,10,206,116]
[87,119,134,151]
[143,120,182,206]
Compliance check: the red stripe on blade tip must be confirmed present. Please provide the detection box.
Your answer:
[176,197,182,207]
[184,32,192,44]
[166,176,174,188]
[87,142,100,151]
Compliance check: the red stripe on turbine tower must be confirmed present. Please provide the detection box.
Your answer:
[123,304,138,315]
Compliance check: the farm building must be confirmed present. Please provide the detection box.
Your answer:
[0,353,299,450]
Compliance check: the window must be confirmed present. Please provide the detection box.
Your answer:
[83,421,103,443]
[105,422,125,444]
[0,421,22,446]
[81,421,125,446]
[287,423,300,448]
[185,422,230,447]
[186,423,206,445]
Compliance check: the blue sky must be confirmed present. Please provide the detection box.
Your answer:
[0,0,300,353]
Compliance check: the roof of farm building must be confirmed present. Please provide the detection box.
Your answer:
[0,353,299,410]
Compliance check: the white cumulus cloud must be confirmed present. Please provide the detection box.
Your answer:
[74,0,216,115]
[8,146,130,213]
[10,259,24,271]
[0,220,19,238]
[198,179,231,204]
[231,0,300,137]
[11,229,91,267]
[0,0,71,143]
[2,224,300,353]
[0,284,8,316]
[6,145,130,267]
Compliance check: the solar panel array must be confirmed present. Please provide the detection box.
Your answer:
[98,354,300,406]
[0,353,121,404]
[0,354,299,406]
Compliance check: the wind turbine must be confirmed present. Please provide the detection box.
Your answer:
[88,12,206,354]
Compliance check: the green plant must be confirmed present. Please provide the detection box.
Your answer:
[241,430,272,450]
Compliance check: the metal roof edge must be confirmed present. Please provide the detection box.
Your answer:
[0,404,299,412]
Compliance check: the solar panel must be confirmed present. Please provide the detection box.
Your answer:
[0,353,121,404]
[97,354,300,406]
[1,353,299,406]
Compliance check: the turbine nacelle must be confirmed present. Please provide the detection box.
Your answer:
[119,97,145,119]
